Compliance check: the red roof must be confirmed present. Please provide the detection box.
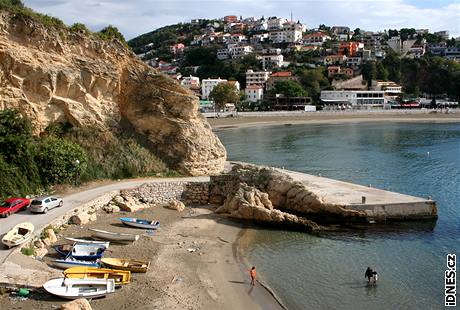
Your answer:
[270,71,292,77]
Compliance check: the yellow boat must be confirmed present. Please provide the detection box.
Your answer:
[101,258,150,273]
[64,267,131,285]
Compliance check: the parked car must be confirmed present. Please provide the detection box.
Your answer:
[0,198,31,217]
[29,196,63,214]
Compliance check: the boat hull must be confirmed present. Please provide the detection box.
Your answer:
[120,218,160,229]
[1,222,34,248]
[64,267,131,285]
[101,258,150,273]
[50,259,100,270]
[89,228,139,242]
[43,277,115,299]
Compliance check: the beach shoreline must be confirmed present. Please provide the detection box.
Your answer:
[208,110,460,130]
[1,204,283,310]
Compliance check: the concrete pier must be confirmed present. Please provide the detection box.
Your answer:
[280,168,437,221]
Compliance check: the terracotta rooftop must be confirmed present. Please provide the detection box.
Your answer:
[270,71,292,77]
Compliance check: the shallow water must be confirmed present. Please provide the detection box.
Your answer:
[217,122,460,310]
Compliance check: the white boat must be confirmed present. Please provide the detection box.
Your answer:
[89,228,140,242]
[120,217,160,229]
[43,277,115,299]
[50,257,100,269]
[2,222,34,248]
[65,238,110,248]
[54,243,107,260]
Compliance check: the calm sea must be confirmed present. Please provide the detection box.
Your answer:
[216,122,460,310]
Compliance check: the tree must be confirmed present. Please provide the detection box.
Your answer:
[97,25,126,43]
[209,82,239,111]
[273,80,307,97]
[376,62,389,81]
[362,61,377,86]
[299,68,329,103]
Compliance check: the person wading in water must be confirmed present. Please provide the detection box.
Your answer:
[365,267,373,283]
[249,266,256,286]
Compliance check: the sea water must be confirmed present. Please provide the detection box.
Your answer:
[216,122,460,310]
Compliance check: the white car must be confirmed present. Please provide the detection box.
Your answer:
[30,196,63,213]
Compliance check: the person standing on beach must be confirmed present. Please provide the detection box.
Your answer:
[365,267,373,283]
[249,266,256,286]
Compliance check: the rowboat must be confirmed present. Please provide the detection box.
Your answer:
[89,228,139,242]
[2,222,34,248]
[54,243,106,260]
[64,267,131,285]
[43,277,115,299]
[50,257,100,269]
[65,237,110,248]
[101,258,150,273]
[120,217,160,229]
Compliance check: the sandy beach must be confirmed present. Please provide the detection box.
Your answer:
[208,110,460,129]
[2,204,284,310]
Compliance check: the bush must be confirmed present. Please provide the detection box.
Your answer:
[69,22,91,35]
[20,245,35,256]
[96,25,126,43]
[35,136,87,185]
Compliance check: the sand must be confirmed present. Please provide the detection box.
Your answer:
[208,110,460,130]
[1,204,284,310]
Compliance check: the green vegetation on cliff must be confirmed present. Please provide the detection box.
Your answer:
[0,110,172,199]
[0,0,127,44]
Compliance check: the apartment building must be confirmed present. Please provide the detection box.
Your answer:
[202,78,227,99]
[245,85,264,102]
[246,69,271,86]
[321,90,386,108]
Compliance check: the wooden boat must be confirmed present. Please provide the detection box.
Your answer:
[120,217,160,229]
[43,277,115,299]
[65,237,110,248]
[101,258,150,273]
[89,228,139,242]
[54,243,106,260]
[64,267,131,285]
[2,222,34,248]
[50,257,100,270]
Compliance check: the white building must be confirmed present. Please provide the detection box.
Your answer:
[202,78,227,99]
[228,45,254,59]
[246,69,271,86]
[259,54,284,69]
[217,49,229,60]
[250,33,269,44]
[181,75,200,89]
[303,32,331,46]
[320,90,386,108]
[267,17,287,30]
[269,22,303,43]
[346,57,362,68]
[245,85,264,102]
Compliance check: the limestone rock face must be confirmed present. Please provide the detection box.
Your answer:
[0,12,226,175]
[69,212,91,225]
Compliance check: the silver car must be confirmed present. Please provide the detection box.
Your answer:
[30,196,63,213]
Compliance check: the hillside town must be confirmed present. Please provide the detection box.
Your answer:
[130,15,460,112]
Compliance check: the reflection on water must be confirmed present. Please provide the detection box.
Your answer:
[217,122,460,310]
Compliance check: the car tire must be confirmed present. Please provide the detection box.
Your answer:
[59,201,63,207]
[43,208,48,214]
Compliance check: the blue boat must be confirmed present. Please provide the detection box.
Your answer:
[50,257,100,270]
[54,243,106,260]
[120,217,160,229]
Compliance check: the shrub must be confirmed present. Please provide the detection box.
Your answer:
[35,136,88,185]
[20,245,35,256]
[96,25,126,43]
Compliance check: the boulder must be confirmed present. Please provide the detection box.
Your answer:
[113,195,124,205]
[103,204,120,213]
[47,228,58,243]
[61,298,92,310]
[89,213,97,222]
[69,213,91,225]
[34,239,45,249]
[166,199,186,212]
[35,247,48,258]
[42,238,52,246]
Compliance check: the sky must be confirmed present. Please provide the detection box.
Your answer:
[23,0,460,40]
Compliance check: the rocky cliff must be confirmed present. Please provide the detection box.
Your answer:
[0,11,226,175]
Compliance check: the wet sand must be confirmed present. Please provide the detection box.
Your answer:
[208,110,460,130]
[2,204,283,310]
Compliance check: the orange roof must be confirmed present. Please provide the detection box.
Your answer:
[270,71,292,77]
[328,66,340,70]
[303,32,328,38]
[246,85,263,89]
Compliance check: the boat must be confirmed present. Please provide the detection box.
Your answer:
[89,228,139,242]
[2,222,34,248]
[54,243,106,260]
[65,237,110,248]
[43,277,115,299]
[120,217,160,229]
[64,267,131,286]
[50,257,100,269]
[101,258,150,273]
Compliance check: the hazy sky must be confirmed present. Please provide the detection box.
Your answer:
[23,0,460,40]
